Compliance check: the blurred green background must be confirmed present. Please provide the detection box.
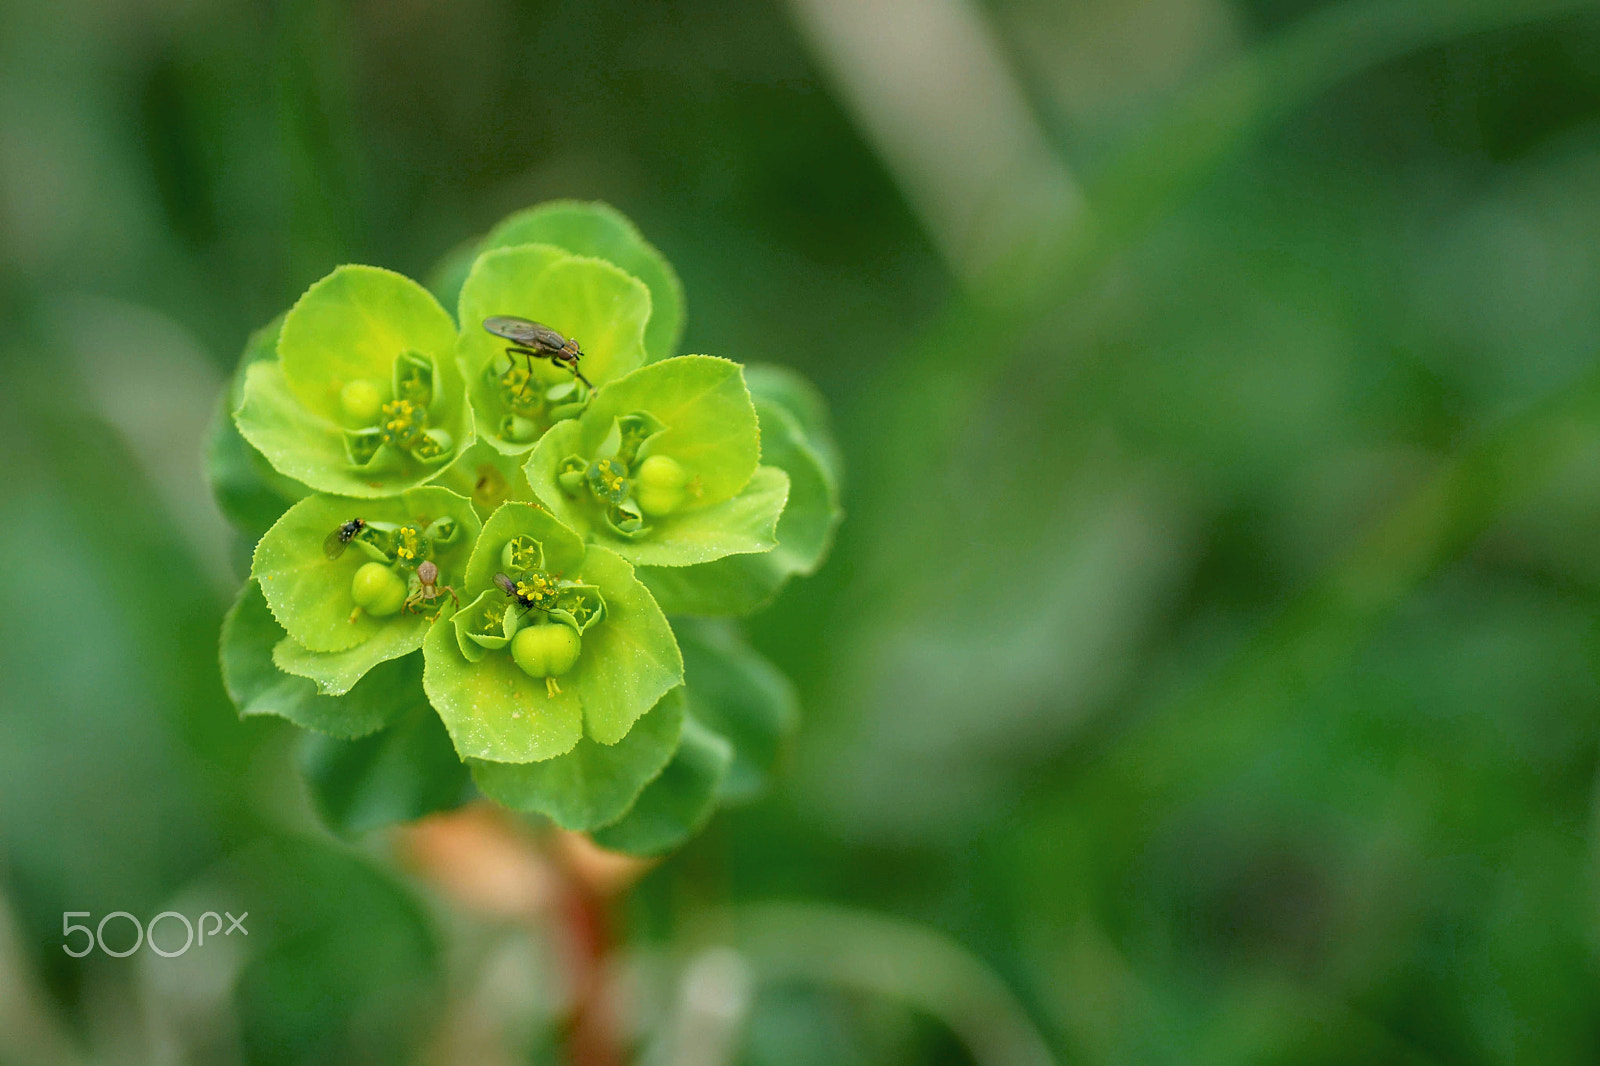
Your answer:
[7,0,1600,1062]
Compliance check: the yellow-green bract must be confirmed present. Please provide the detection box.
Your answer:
[206,198,838,856]
[252,487,481,694]
[525,356,791,568]
[421,503,682,764]
[235,266,474,498]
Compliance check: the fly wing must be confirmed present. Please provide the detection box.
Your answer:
[484,316,564,351]
[323,529,348,559]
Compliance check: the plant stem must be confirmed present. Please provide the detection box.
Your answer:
[560,865,620,1066]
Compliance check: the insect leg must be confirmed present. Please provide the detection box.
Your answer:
[504,345,540,375]
[552,351,592,389]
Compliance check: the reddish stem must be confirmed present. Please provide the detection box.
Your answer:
[560,852,621,1066]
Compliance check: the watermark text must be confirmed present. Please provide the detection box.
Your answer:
[62,910,248,958]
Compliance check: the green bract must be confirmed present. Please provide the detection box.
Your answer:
[640,366,843,613]
[206,315,311,539]
[253,487,480,692]
[208,200,836,855]
[674,619,798,801]
[470,687,686,831]
[422,502,682,763]
[526,356,790,567]
[457,245,650,453]
[592,715,732,856]
[235,266,473,497]
[297,705,468,839]
[482,200,684,363]
[221,581,421,738]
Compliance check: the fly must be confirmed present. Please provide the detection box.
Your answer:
[494,570,561,617]
[483,316,593,389]
[323,518,366,559]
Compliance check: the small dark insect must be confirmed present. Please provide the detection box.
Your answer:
[483,315,593,389]
[494,571,536,611]
[405,560,459,617]
[494,571,561,618]
[323,518,366,559]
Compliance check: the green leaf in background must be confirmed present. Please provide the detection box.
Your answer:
[744,362,842,483]
[591,714,731,856]
[296,702,469,837]
[423,503,682,762]
[220,580,417,738]
[204,315,309,538]
[252,487,479,660]
[641,396,840,614]
[470,686,685,831]
[748,400,839,569]
[424,234,484,312]
[484,199,685,363]
[235,266,473,496]
[207,393,307,542]
[221,838,442,1065]
[458,245,651,452]
[676,620,798,801]
[527,356,787,566]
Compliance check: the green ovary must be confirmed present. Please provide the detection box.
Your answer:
[634,454,688,516]
[350,562,407,617]
[511,623,581,678]
[341,379,383,423]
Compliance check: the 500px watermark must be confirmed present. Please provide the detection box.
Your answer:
[62,911,248,958]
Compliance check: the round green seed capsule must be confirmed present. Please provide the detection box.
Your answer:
[510,622,581,678]
[634,454,688,516]
[350,562,407,617]
[340,379,383,423]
